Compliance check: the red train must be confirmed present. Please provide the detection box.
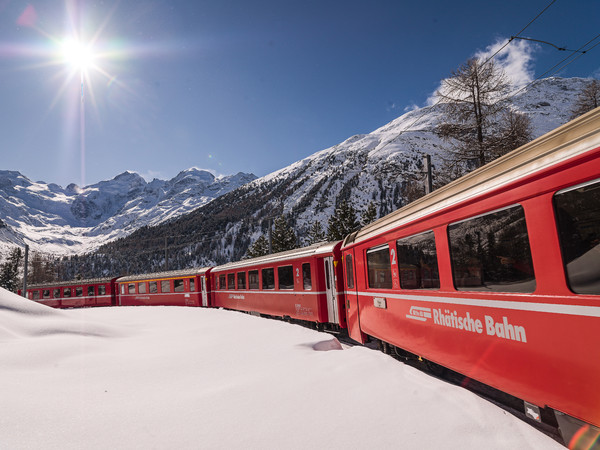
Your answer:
[21,108,600,449]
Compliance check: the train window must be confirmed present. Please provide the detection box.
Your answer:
[174,279,185,292]
[237,272,246,289]
[149,281,158,294]
[227,274,235,290]
[262,268,275,290]
[76,287,83,297]
[43,289,50,299]
[32,290,40,300]
[161,280,171,293]
[345,255,354,289]
[302,263,312,290]
[120,285,125,295]
[278,266,294,290]
[128,284,136,294]
[88,286,95,296]
[448,205,535,293]
[98,285,106,296]
[64,288,72,297]
[554,178,600,295]
[249,270,259,289]
[201,277,206,291]
[138,282,147,294]
[190,278,195,292]
[218,275,226,290]
[396,231,440,290]
[366,245,393,289]
[53,288,61,298]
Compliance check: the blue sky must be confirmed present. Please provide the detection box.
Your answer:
[1,0,599,188]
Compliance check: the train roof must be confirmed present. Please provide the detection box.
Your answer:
[343,106,600,248]
[27,277,117,289]
[212,240,342,273]
[117,267,212,283]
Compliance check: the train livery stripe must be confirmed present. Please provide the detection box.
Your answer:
[350,291,600,318]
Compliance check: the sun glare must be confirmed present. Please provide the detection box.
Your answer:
[61,38,95,72]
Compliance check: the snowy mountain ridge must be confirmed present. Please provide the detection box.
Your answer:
[0,168,256,255]
[0,77,589,265]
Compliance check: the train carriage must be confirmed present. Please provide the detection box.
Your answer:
[23,277,118,308]
[342,107,600,443]
[211,241,347,329]
[117,268,212,307]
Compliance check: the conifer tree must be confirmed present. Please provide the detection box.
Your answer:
[361,202,377,226]
[244,235,269,259]
[271,215,297,253]
[327,200,359,241]
[0,247,23,293]
[436,57,532,178]
[305,221,327,245]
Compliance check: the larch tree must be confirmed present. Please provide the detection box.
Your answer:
[570,79,600,120]
[436,57,532,180]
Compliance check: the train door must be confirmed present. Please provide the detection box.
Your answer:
[200,275,209,307]
[323,257,340,324]
[344,251,366,343]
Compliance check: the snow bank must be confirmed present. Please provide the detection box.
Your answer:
[0,288,561,449]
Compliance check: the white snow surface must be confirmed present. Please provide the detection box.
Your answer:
[0,287,562,449]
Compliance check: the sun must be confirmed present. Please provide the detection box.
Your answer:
[60,38,95,72]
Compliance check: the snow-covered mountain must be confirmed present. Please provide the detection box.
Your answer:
[0,169,256,254]
[0,77,589,267]
[99,76,588,270]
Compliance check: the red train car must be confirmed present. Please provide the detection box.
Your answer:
[342,108,600,445]
[23,277,118,308]
[117,268,212,307]
[211,241,347,329]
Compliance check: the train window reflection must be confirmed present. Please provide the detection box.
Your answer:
[278,266,294,290]
[88,286,95,296]
[249,270,259,289]
[53,288,61,298]
[302,263,312,290]
[227,274,235,290]
[237,272,246,289]
[397,231,440,290]
[262,268,275,290]
[98,285,106,296]
[174,279,185,292]
[149,281,158,294]
[138,282,147,294]
[555,178,600,295]
[345,255,354,289]
[161,280,171,293]
[128,284,136,294]
[366,245,393,289]
[43,289,50,299]
[448,205,535,293]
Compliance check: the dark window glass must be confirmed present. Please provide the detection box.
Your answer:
[219,275,226,290]
[32,290,40,300]
[367,245,393,289]
[201,277,206,291]
[149,281,158,294]
[262,268,275,290]
[43,289,50,299]
[88,286,95,296]
[161,280,171,293]
[249,270,259,289]
[53,288,61,298]
[138,282,147,294]
[227,274,235,290]
[345,255,354,289]
[278,266,294,290]
[98,285,106,295]
[325,261,331,289]
[174,279,185,292]
[397,231,440,289]
[555,179,600,295]
[76,287,83,297]
[448,205,535,292]
[302,263,312,290]
[237,272,246,289]
[190,278,195,292]
[128,284,136,294]
[64,288,72,297]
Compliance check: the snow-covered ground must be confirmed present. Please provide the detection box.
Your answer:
[0,287,562,449]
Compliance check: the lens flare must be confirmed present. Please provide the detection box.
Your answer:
[61,39,95,73]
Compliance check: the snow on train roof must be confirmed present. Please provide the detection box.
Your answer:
[212,241,341,272]
[344,106,600,248]
[28,277,116,289]
[117,267,212,283]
